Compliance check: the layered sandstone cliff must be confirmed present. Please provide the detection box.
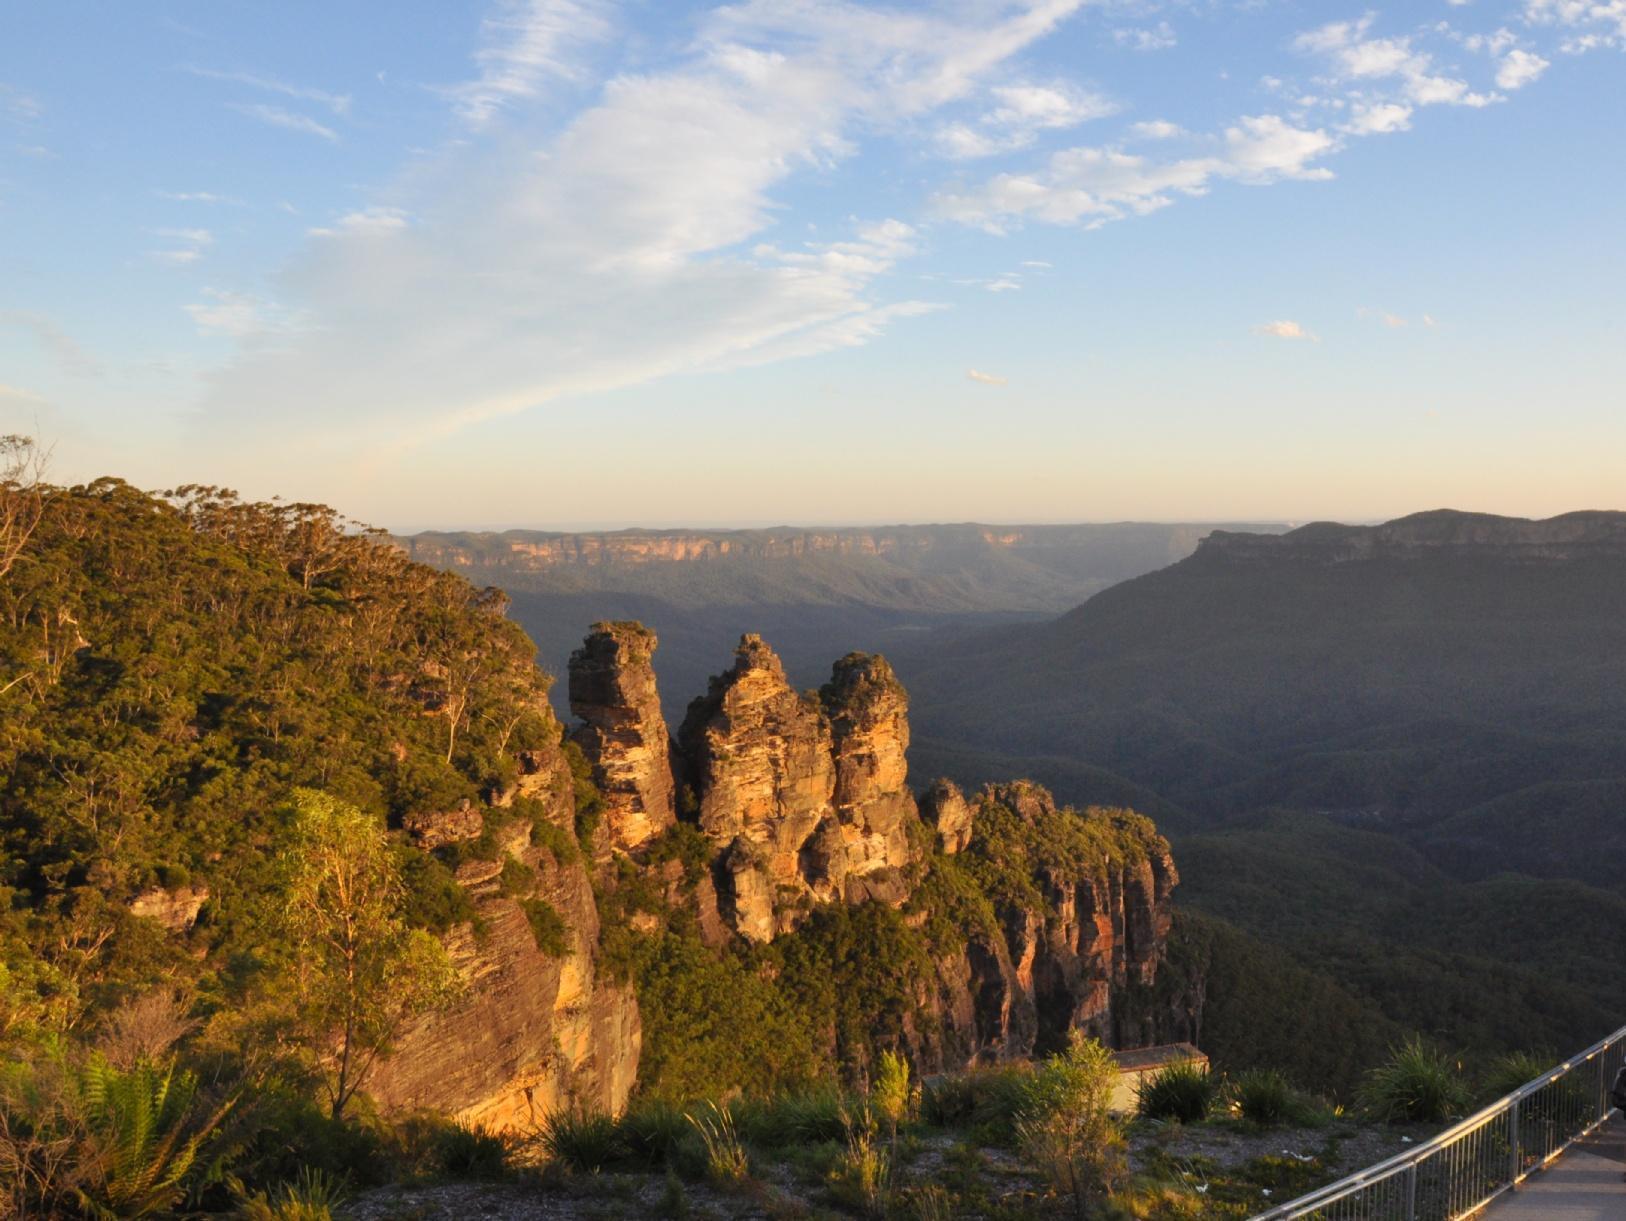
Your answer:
[370,703,639,1129]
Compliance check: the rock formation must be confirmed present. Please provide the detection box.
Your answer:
[371,701,639,1129]
[670,635,919,940]
[567,622,678,852]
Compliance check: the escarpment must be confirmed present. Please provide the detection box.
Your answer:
[565,623,1180,1072]
[370,700,639,1129]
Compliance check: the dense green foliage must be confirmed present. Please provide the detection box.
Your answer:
[0,479,555,1043]
[1134,1062,1214,1123]
[1359,1039,1471,1124]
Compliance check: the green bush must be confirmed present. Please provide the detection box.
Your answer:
[231,1167,348,1220]
[871,1050,914,1133]
[537,1107,623,1173]
[497,855,535,898]
[1360,1039,1469,1124]
[1226,1069,1323,1127]
[617,1100,692,1168]
[732,1088,849,1148]
[1136,1062,1215,1123]
[1016,1034,1127,1218]
[827,1103,890,1217]
[686,1100,749,1185]
[921,1064,1035,1135]
[1480,1051,1552,1103]
[530,815,580,867]
[519,898,571,956]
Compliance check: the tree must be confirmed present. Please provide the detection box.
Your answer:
[0,434,46,585]
[1015,1032,1128,1218]
[278,790,460,1118]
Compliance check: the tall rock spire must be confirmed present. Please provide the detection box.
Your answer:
[567,621,678,852]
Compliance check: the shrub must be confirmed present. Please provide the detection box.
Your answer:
[231,1167,348,1220]
[617,1100,691,1168]
[827,1103,890,1217]
[921,1063,1034,1134]
[497,854,535,898]
[0,1050,236,1220]
[1480,1051,1552,1103]
[530,816,580,867]
[871,1051,914,1134]
[1016,1033,1127,1219]
[1227,1068,1324,1127]
[538,1107,623,1173]
[1360,1039,1469,1124]
[519,898,572,957]
[732,1088,848,1148]
[1136,1062,1214,1123]
[425,1119,510,1180]
[685,1101,749,1185]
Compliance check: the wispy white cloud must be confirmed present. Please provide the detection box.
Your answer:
[937,80,1116,158]
[308,206,411,238]
[0,311,103,376]
[1523,0,1626,52]
[0,383,46,403]
[1112,21,1176,51]
[1254,319,1315,340]
[157,190,243,205]
[150,227,214,266]
[0,83,42,122]
[445,0,613,126]
[1127,119,1185,140]
[1296,15,1500,112]
[193,0,1085,460]
[967,368,1008,385]
[184,289,302,338]
[186,66,351,115]
[934,113,1336,232]
[229,103,338,141]
[1344,100,1413,135]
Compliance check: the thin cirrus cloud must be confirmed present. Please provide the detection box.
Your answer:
[967,368,1008,385]
[193,0,1094,463]
[228,103,338,141]
[185,66,351,115]
[938,81,1117,158]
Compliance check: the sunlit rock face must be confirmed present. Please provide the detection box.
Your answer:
[567,621,678,853]
[677,635,920,940]
[371,706,639,1130]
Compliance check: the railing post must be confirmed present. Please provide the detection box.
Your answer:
[1405,1161,1417,1219]
[1508,1096,1521,1188]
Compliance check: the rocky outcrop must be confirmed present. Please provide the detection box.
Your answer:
[128,885,209,932]
[372,706,639,1130]
[549,630,1183,1079]
[673,635,920,940]
[403,801,483,849]
[568,622,678,852]
[921,779,973,855]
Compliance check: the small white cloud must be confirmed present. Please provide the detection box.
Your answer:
[985,275,1021,292]
[0,383,45,403]
[157,190,241,205]
[1344,101,1413,135]
[149,227,214,266]
[1113,22,1177,52]
[184,289,300,337]
[229,103,338,141]
[1127,119,1185,140]
[445,0,613,126]
[309,206,411,237]
[967,368,1008,385]
[1020,259,1053,269]
[0,83,42,122]
[1254,319,1314,340]
[937,81,1117,159]
[1496,49,1549,89]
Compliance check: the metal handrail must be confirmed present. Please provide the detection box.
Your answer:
[1253,1022,1626,1220]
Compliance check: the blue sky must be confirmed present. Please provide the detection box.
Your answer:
[1,1,1622,530]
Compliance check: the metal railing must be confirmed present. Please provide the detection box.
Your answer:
[1254,1023,1626,1220]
